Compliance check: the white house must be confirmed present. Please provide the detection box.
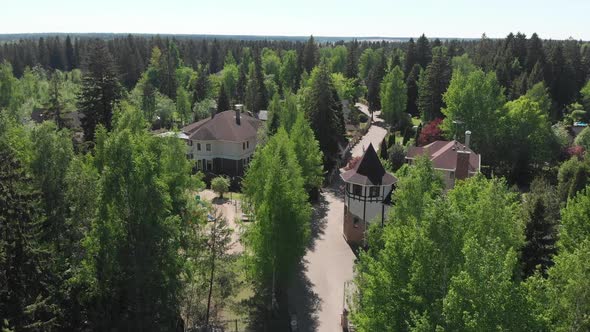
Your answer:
[181,109,262,177]
[341,143,397,246]
[406,131,481,190]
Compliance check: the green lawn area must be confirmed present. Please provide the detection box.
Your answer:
[411,117,422,126]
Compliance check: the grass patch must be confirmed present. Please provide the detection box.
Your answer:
[411,117,422,126]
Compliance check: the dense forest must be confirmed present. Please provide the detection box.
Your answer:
[1,32,590,331]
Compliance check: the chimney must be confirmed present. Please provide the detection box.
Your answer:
[235,104,243,125]
[464,130,471,149]
[455,150,471,181]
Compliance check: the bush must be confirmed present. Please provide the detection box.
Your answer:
[574,127,590,151]
[418,118,443,146]
[211,176,230,199]
[388,144,406,172]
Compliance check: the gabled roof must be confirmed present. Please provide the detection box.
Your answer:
[406,140,481,173]
[181,110,261,142]
[341,143,397,186]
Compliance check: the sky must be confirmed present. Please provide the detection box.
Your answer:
[1,0,589,40]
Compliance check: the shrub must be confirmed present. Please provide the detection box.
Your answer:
[418,118,443,146]
[211,176,230,199]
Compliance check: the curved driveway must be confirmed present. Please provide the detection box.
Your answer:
[290,104,388,331]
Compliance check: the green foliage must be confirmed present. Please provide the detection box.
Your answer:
[574,127,590,150]
[418,47,451,122]
[242,128,311,292]
[211,176,230,199]
[290,112,324,191]
[353,175,530,331]
[81,104,190,330]
[388,143,406,172]
[442,69,505,161]
[0,145,59,331]
[279,50,299,92]
[78,40,123,141]
[557,155,590,202]
[582,80,590,112]
[559,186,590,253]
[331,72,362,102]
[193,98,216,122]
[380,66,407,128]
[302,62,346,169]
[176,86,192,125]
[521,177,559,277]
[525,82,553,116]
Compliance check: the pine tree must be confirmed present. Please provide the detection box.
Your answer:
[526,33,544,71]
[416,34,432,69]
[406,64,421,116]
[0,146,59,331]
[346,39,359,79]
[193,64,211,104]
[303,62,345,169]
[418,47,451,122]
[366,52,386,113]
[65,35,75,70]
[521,178,559,277]
[379,138,388,160]
[216,83,230,113]
[404,38,417,76]
[78,39,122,141]
[303,35,319,73]
[47,71,64,129]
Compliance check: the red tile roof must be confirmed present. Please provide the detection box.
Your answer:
[406,140,481,173]
[181,111,261,142]
[341,144,397,186]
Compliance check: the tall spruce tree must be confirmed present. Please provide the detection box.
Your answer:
[405,38,417,76]
[418,47,451,122]
[303,35,319,73]
[406,63,421,116]
[78,39,122,141]
[303,62,345,169]
[0,145,59,331]
[216,83,230,113]
[415,34,432,68]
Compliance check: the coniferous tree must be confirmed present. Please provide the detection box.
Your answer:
[65,35,75,70]
[418,47,451,122]
[404,38,417,76]
[193,64,211,104]
[216,83,230,113]
[406,63,421,116]
[0,145,59,331]
[526,33,544,71]
[78,39,122,141]
[345,39,359,79]
[303,35,319,73]
[366,52,386,113]
[267,93,281,135]
[415,34,432,68]
[521,177,559,277]
[303,62,345,169]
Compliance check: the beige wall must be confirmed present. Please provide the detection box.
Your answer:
[187,136,257,161]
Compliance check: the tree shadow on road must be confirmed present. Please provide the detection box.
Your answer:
[288,259,321,332]
[308,192,329,251]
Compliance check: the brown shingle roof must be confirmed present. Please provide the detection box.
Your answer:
[406,140,481,173]
[341,143,397,186]
[182,111,261,142]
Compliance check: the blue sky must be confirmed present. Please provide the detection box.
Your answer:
[2,0,589,40]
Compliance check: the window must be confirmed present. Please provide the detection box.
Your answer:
[369,186,380,197]
[206,143,211,152]
[188,140,193,146]
[206,160,213,171]
[353,184,362,196]
[247,141,250,149]
[197,143,201,151]
[197,160,202,170]
[243,142,246,150]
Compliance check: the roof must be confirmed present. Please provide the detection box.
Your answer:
[406,140,481,173]
[341,143,397,186]
[181,110,261,142]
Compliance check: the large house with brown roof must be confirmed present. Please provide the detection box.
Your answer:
[182,109,262,177]
[341,143,397,246]
[406,132,481,189]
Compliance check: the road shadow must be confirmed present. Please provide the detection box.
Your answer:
[308,191,329,251]
[288,259,321,332]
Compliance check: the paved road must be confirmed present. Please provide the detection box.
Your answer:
[351,103,388,158]
[289,103,388,331]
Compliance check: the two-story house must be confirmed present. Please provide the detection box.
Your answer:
[406,131,481,190]
[182,109,262,177]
